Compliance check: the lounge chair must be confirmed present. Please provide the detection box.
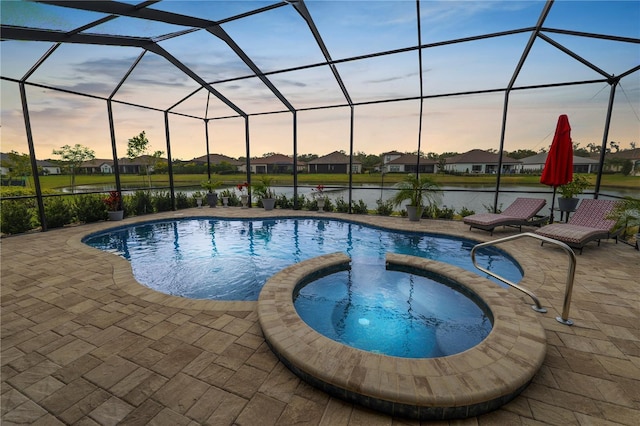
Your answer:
[463,197,547,235]
[534,198,620,253]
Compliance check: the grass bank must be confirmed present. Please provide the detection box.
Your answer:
[16,172,640,192]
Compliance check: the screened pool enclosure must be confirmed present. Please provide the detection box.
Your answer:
[1,0,638,230]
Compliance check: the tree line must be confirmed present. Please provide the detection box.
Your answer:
[3,131,637,181]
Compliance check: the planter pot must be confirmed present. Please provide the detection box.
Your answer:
[240,194,249,209]
[196,198,203,208]
[222,196,229,208]
[207,192,218,208]
[108,210,124,221]
[317,198,325,212]
[262,198,276,211]
[557,197,579,213]
[406,205,424,222]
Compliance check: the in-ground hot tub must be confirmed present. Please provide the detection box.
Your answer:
[258,252,546,420]
[293,259,493,359]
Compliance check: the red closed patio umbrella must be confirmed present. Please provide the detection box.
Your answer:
[541,114,573,223]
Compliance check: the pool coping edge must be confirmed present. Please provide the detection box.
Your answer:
[257,252,547,420]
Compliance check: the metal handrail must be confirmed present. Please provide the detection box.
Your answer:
[471,232,577,325]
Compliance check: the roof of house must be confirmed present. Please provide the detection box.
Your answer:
[250,154,300,165]
[80,159,113,167]
[37,159,58,167]
[308,151,362,164]
[0,152,20,162]
[1,152,57,168]
[387,154,437,165]
[445,149,520,164]
[382,150,404,156]
[192,154,242,165]
[521,153,599,165]
[600,148,640,160]
[79,156,167,167]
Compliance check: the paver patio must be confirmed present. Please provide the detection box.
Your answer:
[2,208,639,425]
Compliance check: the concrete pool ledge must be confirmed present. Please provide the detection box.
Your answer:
[257,252,547,420]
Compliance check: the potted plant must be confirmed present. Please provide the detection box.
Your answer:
[252,176,276,210]
[237,182,249,208]
[312,184,327,212]
[392,174,441,221]
[201,179,222,208]
[220,188,236,207]
[103,191,124,221]
[192,191,204,208]
[558,174,590,212]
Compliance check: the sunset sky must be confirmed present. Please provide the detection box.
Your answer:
[1,0,638,162]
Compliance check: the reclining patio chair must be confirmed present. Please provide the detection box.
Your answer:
[463,197,547,235]
[534,198,620,254]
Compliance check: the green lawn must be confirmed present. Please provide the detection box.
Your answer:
[14,172,640,192]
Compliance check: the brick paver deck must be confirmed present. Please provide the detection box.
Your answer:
[2,208,639,425]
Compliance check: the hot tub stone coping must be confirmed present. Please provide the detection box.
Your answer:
[257,252,547,421]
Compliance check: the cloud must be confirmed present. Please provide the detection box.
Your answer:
[365,71,421,84]
[276,79,307,88]
[73,56,141,78]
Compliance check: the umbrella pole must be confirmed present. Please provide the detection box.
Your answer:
[549,186,557,224]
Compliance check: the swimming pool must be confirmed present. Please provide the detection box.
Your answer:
[83,217,523,301]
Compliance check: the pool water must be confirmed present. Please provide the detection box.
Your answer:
[294,263,492,358]
[83,217,523,301]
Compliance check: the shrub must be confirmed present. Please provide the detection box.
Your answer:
[323,198,335,212]
[334,196,350,213]
[458,206,475,217]
[423,205,437,218]
[351,200,368,214]
[436,205,455,220]
[276,193,293,209]
[1,199,35,234]
[483,203,502,213]
[376,199,394,216]
[0,187,34,197]
[126,190,153,216]
[306,196,334,211]
[44,196,74,229]
[306,198,320,211]
[175,192,190,209]
[620,159,633,176]
[221,189,240,206]
[608,196,640,240]
[74,194,107,223]
[293,194,306,210]
[153,191,173,212]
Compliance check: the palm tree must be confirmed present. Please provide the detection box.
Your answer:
[392,174,441,221]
